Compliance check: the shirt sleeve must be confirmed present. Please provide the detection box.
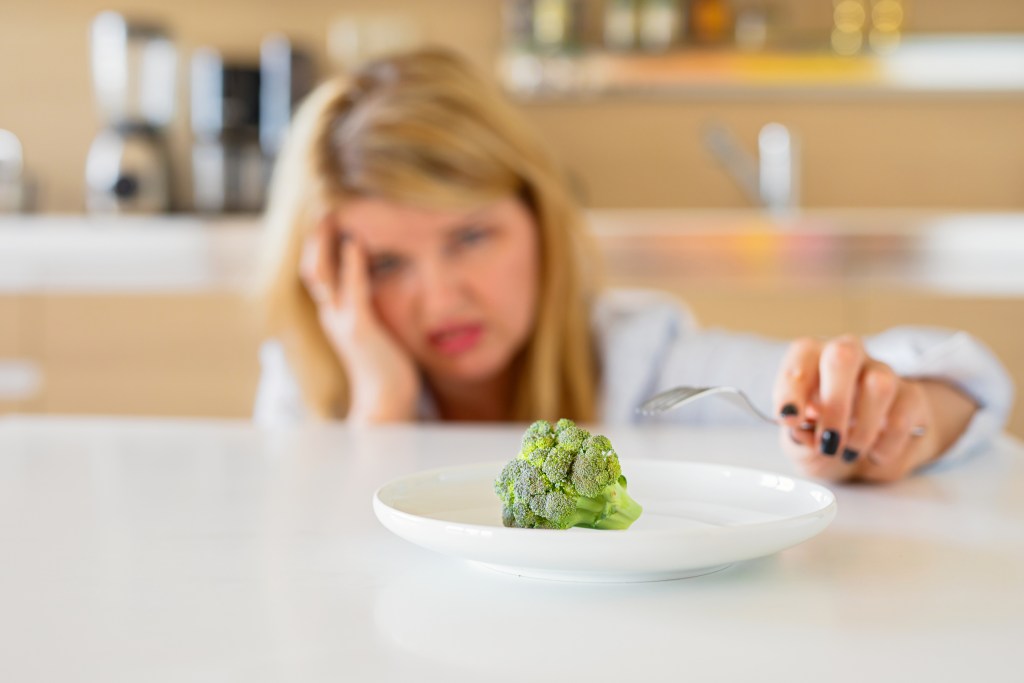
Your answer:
[863,326,1015,468]
[252,340,309,427]
[595,289,789,426]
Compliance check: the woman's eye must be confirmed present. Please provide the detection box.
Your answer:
[453,226,492,248]
[369,255,404,279]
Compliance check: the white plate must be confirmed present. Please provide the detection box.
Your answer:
[373,460,837,582]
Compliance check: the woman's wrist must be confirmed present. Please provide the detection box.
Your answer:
[915,378,978,465]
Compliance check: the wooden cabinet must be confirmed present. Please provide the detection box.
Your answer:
[0,296,39,413]
[2,294,262,419]
[3,287,1021,435]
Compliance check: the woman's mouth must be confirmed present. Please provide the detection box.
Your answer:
[427,324,484,356]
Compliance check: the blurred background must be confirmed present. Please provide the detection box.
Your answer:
[1,1,1022,434]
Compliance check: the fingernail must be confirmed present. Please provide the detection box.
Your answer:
[788,428,802,446]
[780,403,798,417]
[820,430,840,456]
[842,448,859,463]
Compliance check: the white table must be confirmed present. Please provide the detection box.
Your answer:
[1,416,1022,682]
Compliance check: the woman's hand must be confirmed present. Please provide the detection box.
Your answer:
[299,221,421,423]
[773,335,977,483]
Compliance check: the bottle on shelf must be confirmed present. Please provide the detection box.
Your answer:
[604,0,638,52]
[689,0,733,46]
[533,0,586,54]
[832,0,867,55]
[868,0,904,54]
[503,0,538,53]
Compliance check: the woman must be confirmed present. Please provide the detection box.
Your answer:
[256,48,1013,483]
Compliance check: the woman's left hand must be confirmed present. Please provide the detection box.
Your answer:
[773,335,975,483]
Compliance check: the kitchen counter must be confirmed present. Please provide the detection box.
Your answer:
[2,209,1024,295]
[0,215,258,293]
[1,416,1022,682]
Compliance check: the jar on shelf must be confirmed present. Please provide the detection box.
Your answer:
[638,0,684,53]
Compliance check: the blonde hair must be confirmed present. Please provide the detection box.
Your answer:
[259,48,599,421]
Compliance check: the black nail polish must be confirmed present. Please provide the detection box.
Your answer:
[780,403,798,417]
[821,430,840,456]
[842,448,859,463]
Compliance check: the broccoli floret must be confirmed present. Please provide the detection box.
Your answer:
[541,444,574,485]
[521,420,556,457]
[494,419,643,530]
[554,418,575,433]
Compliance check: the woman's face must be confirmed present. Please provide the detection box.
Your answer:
[332,196,540,385]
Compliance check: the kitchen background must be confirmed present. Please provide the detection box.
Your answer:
[4,0,1024,210]
[1,1,1022,434]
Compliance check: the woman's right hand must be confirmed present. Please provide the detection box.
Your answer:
[299,221,421,422]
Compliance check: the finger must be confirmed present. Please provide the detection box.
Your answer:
[841,360,899,466]
[774,337,822,428]
[300,232,331,305]
[299,230,320,288]
[860,382,924,483]
[339,235,370,308]
[778,426,852,482]
[785,423,815,449]
[817,335,866,459]
[314,219,342,307]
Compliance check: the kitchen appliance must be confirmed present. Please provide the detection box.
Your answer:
[259,34,314,160]
[189,36,312,213]
[85,11,177,214]
[190,48,264,213]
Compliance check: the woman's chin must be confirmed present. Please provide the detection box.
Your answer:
[424,350,508,384]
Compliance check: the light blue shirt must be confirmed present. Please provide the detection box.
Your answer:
[254,288,1014,467]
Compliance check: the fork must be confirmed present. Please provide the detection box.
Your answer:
[637,385,813,429]
[637,385,925,436]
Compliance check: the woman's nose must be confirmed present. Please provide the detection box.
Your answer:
[418,260,465,319]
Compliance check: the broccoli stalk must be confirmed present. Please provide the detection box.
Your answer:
[494,419,643,530]
[570,476,644,530]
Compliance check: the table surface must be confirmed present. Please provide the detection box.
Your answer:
[1,416,1022,683]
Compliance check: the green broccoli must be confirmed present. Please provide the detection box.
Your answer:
[494,419,643,530]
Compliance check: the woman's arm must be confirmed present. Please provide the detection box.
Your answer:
[600,290,1014,481]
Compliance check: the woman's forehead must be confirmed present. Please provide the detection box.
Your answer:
[333,197,518,247]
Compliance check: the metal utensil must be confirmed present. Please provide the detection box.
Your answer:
[637,385,925,436]
[638,385,806,427]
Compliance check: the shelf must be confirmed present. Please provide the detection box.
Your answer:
[502,34,1024,100]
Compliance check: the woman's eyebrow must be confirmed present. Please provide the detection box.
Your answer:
[444,209,492,234]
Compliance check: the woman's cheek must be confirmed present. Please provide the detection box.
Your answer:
[372,289,419,350]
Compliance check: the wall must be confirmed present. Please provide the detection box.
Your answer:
[525,97,1024,208]
[3,1,1024,212]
